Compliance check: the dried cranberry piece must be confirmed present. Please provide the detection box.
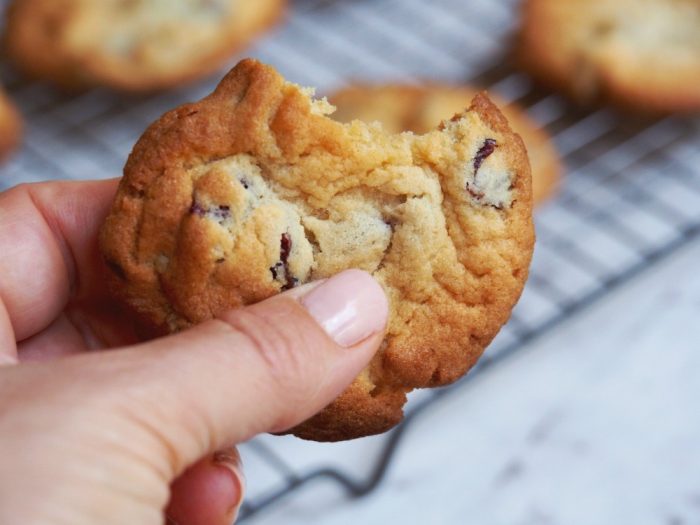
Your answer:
[212,205,230,221]
[473,138,497,174]
[189,202,231,222]
[190,202,206,216]
[269,233,297,291]
[280,233,292,263]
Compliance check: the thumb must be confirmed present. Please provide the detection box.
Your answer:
[0,270,387,524]
[102,269,388,473]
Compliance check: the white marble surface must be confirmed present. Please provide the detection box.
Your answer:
[244,237,700,524]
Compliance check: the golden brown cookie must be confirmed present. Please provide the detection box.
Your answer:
[331,84,561,206]
[4,0,285,91]
[0,87,22,161]
[99,59,535,441]
[516,0,700,112]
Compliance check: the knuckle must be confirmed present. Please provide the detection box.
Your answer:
[222,308,323,387]
[218,307,326,424]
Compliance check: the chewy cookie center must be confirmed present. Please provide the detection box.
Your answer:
[172,113,515,316]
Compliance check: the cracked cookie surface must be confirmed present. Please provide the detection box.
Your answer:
[99,59,535,441]
[331,84,561,206]
[517,0,700,112]
[0,88,22,162]
[5,0,285,91]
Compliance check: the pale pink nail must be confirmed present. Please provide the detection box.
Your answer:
[300,269,388,347]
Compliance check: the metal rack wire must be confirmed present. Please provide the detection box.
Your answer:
[2,0,700,522]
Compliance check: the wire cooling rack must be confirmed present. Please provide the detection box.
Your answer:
[2,0,700,522]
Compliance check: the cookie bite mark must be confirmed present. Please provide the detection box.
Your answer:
[329,84,561,207]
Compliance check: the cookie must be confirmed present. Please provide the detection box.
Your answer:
[4,0,285,91]
[331,84,561,206]
[0,87,22,161]
[516,0,700,112]
[99,59,535,441]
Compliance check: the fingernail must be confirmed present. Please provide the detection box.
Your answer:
[300,269,388,347]
[213,450,245,522]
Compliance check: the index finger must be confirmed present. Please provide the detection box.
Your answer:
[0,178,119,342]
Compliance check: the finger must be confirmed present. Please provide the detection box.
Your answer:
[53,269,387,479]
[0,178,119,342]
[0,299,17,366]
[17,304,142,362]
[17,313,93,362]
[166,449,244,525]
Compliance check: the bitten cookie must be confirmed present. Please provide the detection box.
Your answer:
[331,84,561,206]
[4,0,285,91]
[99,59,535,441]
[0,88,22,161]
[516,0,700,112]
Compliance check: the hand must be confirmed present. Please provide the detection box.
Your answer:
[0,179,388,525]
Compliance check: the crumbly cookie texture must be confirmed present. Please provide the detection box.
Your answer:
[0,88,22,161]
[5,0,285,91]
[517,0,700,112]
[331,84,561,206]
[100,59,535,441]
